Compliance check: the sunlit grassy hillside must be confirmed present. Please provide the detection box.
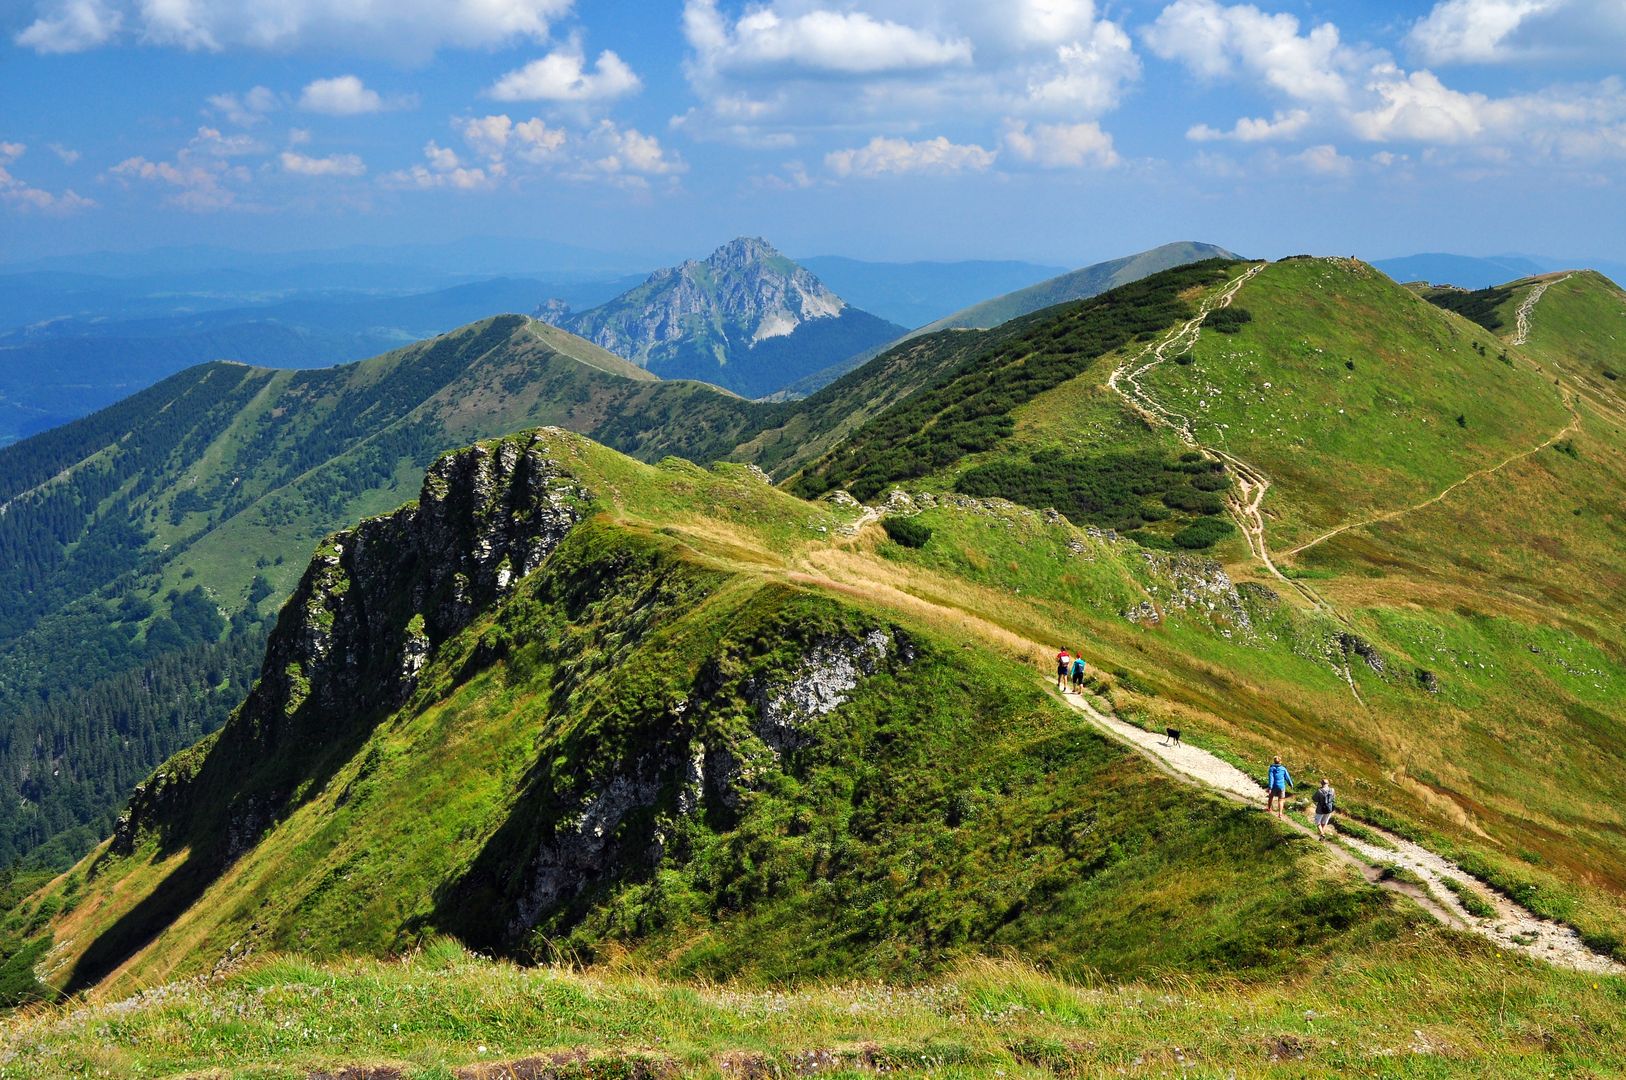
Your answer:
[6,940,1623,1079]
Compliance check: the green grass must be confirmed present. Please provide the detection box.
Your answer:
[3,939,1623,1079]
[1139,257,1573,548]
[1440,877,1497,920]
[24,472,1405,996]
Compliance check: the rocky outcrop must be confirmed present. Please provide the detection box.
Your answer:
[1136,552,1253,632]
[542,238,848,363]
[746,629,900,754]
[112,431,591,855]
[239,431,589,746]
[508,627,915,937]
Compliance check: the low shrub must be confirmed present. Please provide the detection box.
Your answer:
[881,516,933,548]
[1206,307,1253,334]
[1172,518,1237,550]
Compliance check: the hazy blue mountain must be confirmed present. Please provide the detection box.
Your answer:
[1374,252,1626,289]
[795,256,1067,328]
[1373,254,1550,289]
[0,275,644,445]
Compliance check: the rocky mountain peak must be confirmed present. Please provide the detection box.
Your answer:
[534,237,903,396]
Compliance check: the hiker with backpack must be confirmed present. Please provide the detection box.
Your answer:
[1312,778,1337,838]
[1070,653,1087,693]
[1056,649,1072,692]
[1265,756,1293,816]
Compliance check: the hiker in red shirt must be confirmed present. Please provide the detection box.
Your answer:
[1056,649,1072,692]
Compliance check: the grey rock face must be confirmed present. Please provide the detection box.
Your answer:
[534,237,862,385]
[112,430,591,855]
[513,772,661,932]
[508,626,914,936]
[748,629,894,754]
[249,431,588,738]
[1136,552,1253,631]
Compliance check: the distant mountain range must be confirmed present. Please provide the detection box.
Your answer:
[536,237,907,397]
[1373,252,1626,289]
[0,275,640,447]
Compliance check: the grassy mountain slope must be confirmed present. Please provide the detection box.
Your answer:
[783,242,1241,398]
[500,251,1626,968]
[1137,257,1572,545]
[13,432,1408,1004]
[1503,271,1625,399]
[5,253,1625,1072]
[791,254,1626,953]
[0,317,770,868]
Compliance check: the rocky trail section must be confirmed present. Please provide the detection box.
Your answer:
[1512,273,1573,346]
[1105,264,1332,621]
[1051,686,1622,974]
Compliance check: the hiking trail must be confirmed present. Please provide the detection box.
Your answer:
[1284,392,1581,559]
[1513,273,1572,346]
[1105,263,1348,694]
[1051,685,1623,975]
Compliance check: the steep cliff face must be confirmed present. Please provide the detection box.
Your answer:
[111,430,591,856]
[538,238,905,396]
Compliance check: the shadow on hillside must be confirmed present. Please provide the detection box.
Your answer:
[63,852,221,993]
[64,700,392,994]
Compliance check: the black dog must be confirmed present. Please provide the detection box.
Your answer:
[1163,727,1183,746]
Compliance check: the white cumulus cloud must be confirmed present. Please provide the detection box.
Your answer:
[489,46,642,103]
[825,135,996,178]
[1024,26,1141,114]
[459,115,568,163]
[1002,119,1118,167]
[1147,0,1626,169]
[280,151,366,177]
[209,86,279,126]
[0,142,97,214]
[14,0,120,53]
[678,0,1140,150]
[1144,0,1356,103]
[687,0,972,77]
[384,140,501,191]
[104,126,264,210]
[1188,109,1312,142]
[1402,0,1626,64]
[1408,0,1560,63]
[299,76,412,116]
[15,0,571,58]
[1289,143,1355,175]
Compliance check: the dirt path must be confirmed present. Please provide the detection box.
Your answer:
[1051,686,1623,974]
[1105,265,1332,621]
[1513,273,1572,346]
[1283,396,1581,559]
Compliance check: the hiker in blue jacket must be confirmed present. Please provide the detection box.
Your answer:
[1265,755,1293,817]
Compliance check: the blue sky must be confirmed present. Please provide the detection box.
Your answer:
[2,0,1623,267]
